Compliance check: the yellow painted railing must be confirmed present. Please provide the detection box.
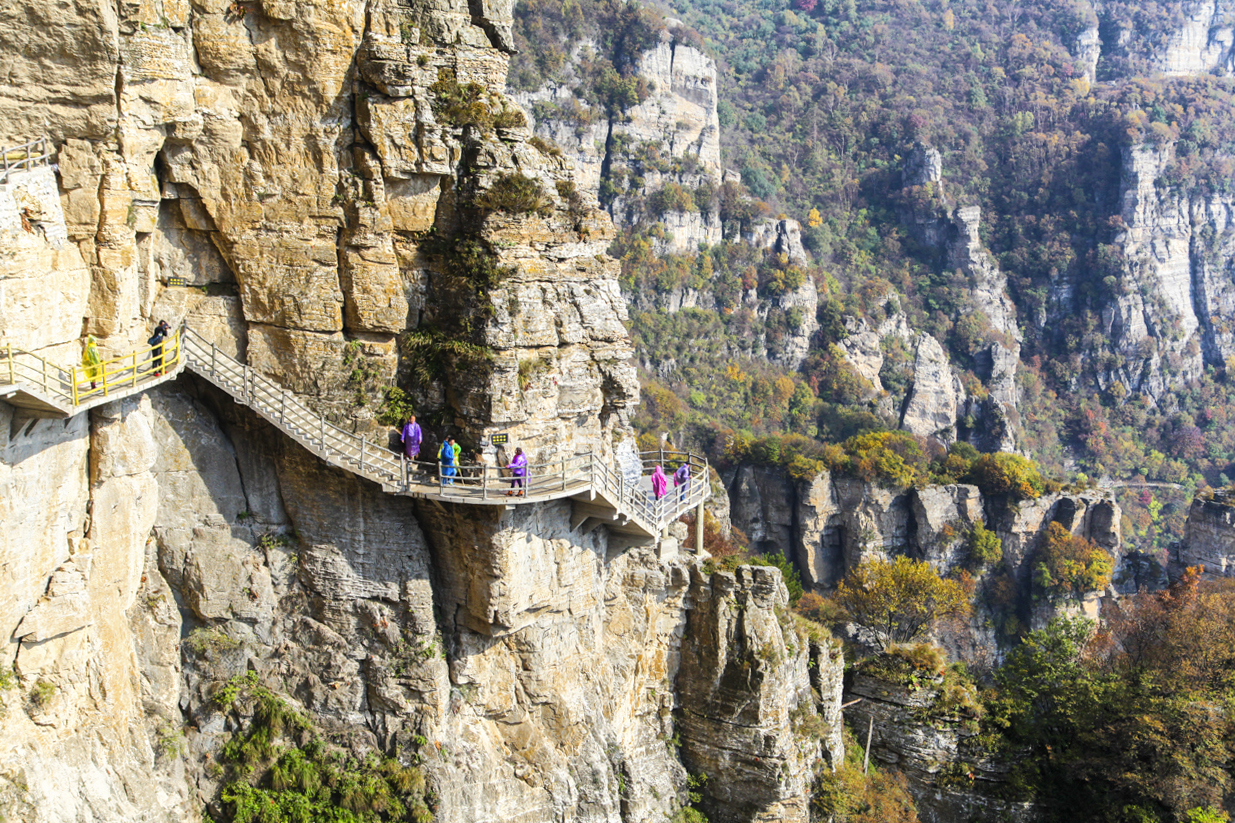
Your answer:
[71,332,182,404]
[0,332,182,408]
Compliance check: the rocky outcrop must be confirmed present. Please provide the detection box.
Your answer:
[513,25,722,250]
[1151,0,1235,76]
[889,147,1021,451]
[729,463,1124,656]
[1176,493,1235,577]
[844,670,1039,823]
[1086,142,1235,402]
[676,565,835,823]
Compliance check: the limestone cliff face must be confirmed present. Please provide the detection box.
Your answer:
[1177,493,1235,577]
[512,26,723,252]
[884,148,1020,451]
[726,463,1123,657]
[1149,0,1235,77]
[0,1,836,821]
[1077,142,1235,402]
[676,566,836,823]
[843,672,1038,823]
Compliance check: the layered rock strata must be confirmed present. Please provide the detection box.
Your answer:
[0,2,836,821]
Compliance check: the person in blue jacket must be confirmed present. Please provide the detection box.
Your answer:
[438,436,460,485]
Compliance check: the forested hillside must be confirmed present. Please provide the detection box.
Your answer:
[512,0,1235,557]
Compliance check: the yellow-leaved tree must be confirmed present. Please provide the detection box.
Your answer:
[833,556,971,649]
[1033,522,1113,598]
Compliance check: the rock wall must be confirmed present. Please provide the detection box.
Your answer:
[1177,493,1235,577]
[513,25,722,250]
[1150,0,1235,76]
[676,566,832,823]
[0,2,838,821]
[1083,142,1235,402]
[844,671,1039,823]
[727,462,1124,658]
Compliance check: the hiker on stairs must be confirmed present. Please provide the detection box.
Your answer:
[401,414,422,460]
[147,320,170,376]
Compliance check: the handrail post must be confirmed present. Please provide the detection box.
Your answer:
[279,390,285,425]
[211,340,217,375]
[402,451,408,492]
[360,438,366,475]
[696,499,705,554]
[482,464,489,500]
[319,415,325,449]
[131,351,138,387]
[561,457,566,491]
[72,365,79,405]
[6,344,12,386]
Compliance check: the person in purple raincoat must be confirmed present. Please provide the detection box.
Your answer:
[507,447,528,496]
[400,415,422,460]
[651,465,668,500]
[673,462,690,502]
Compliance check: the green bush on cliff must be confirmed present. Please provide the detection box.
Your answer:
[475,173,552,217]
[813,726,921,823]
[964,453,1047,500]
[211,673,433,823]
[429,68,524,131]
[967,520,1003,568]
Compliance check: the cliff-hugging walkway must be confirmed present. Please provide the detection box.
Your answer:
[0,328,708,541]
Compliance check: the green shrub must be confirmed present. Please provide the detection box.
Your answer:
[212,674,433,823]
[377,386,416,427]
[1033,522,1113,598]
[968,519,1003,567]
[29,679,55,709]
[843,431,929,488]
[476,173,552,217]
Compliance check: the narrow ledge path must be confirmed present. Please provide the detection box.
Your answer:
[1,328,710,543]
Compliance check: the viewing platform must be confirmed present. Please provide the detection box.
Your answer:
[1,327,710,544]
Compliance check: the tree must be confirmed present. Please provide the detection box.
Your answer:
[965,453,1047,500]
[1033,522,1112,598]
[833,556,970,649]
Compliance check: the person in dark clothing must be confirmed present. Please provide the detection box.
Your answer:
[148,320,170,376]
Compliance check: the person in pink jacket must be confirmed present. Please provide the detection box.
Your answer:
[651,465,668,500]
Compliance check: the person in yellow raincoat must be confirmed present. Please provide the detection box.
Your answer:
[82,334,101,389]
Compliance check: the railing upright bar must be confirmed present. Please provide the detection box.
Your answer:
[360,438,366,475]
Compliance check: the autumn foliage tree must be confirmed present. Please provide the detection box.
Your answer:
[833,556,971,649]
[964,453,1047,500]
[1033,522,1113,598]
[986,571,1235,820]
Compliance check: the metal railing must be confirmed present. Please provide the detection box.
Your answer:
[1,326,709,533]
[181,329,708,529]
[1,332,183,407]
[1,137,53,182]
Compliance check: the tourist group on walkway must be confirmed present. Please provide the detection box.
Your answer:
[400,414,690,502]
